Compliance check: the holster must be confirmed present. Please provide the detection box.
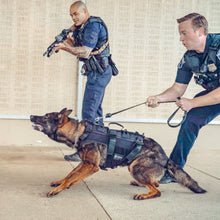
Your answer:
[91,55,104,73]
[84,59,92,72]
[108,54,119,76]
[81,55,104,74]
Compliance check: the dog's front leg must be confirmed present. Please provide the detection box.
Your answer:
[50,162,85,187]
[47,162,99,197]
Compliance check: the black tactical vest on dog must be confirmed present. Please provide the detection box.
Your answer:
[78,120,144,170]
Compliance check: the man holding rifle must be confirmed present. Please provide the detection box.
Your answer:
[52,1,116,161]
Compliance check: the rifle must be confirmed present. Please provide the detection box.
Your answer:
[43,29,72,57]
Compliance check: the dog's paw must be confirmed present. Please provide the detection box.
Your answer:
[133,192,161,200]
[154,182,159,187]
[47,189,59,197]
[133,193,145,200]
[50,181,61,187]
[130,180,141,187]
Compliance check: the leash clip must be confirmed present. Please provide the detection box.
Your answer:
[95,117,103,122]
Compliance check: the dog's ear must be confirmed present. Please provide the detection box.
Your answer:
[64,109,72,117]
[60,108,72,116]
[57,109,72,126]
[60,108,67,114]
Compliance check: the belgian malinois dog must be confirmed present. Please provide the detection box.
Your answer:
[30,108,206,199]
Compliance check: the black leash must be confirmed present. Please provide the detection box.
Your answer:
[104,102,147,119]
[166,97,187,127]
[96,98,187,128]
[167,106,187,128]
[95,102,146,123]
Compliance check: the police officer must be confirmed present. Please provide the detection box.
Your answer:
[55,1,114,161]
[147,13,220,183]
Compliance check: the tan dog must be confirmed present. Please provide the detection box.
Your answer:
[30,108,206,199]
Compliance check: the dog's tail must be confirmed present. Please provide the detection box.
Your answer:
[166,160,206,194]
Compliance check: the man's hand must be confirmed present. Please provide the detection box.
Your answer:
[146,96,161,108]
[176,98,194,112]
[54,35,74,52]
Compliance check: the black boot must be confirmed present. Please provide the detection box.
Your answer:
[64,153,81,162]
[159,170,177,184]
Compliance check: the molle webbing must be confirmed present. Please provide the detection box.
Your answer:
[73,16,109,53]
[75,17,110,74]
[78,120,144,169]
[208,34,220,64]
[187,34,220,90]
[79,121,109,145]
[104,129,144,169]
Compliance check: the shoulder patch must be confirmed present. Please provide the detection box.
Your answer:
[217,49,220,61]
[178,57,185,69]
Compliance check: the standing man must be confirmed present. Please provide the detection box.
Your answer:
[55,1,115,161]
[147,13,220,183]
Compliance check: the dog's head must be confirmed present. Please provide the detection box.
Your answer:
[30,108,72,138]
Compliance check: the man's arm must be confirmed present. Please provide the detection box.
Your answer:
[147,82,188,108]
[178,86,220,112]
[55,37,93,59]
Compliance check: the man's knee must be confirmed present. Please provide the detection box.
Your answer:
[182,110,207,131]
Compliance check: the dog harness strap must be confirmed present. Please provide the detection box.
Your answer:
[107,130,117,155]
[104,130,117,167]
[103,131,145,169]
[125,137,143,162]
[78,120,94,141]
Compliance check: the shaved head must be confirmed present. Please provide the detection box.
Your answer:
[70,1,89,26]
[70,1,87,10]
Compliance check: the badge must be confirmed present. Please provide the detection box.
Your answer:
[208,63,217,72]
[217,49,220,61]
[178,57,185,69]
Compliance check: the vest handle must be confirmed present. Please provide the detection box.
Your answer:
[108,122,124,129]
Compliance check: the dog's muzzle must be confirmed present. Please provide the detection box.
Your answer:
[30,115,44,131]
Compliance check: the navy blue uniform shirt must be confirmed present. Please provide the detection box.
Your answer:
[74,16,107,49]
[175,34,220,84]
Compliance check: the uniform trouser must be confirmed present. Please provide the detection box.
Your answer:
[82,65,112,125]
[170,90,220,168]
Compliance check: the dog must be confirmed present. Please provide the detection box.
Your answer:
[30,108,206,199]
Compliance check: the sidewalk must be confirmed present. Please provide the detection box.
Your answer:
[0,146,219,220]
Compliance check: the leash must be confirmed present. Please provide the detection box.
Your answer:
[96,98,187,127]
[167,106,187,128]
[166,97,187,128]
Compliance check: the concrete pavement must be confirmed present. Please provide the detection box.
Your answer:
[0,145,219,220]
